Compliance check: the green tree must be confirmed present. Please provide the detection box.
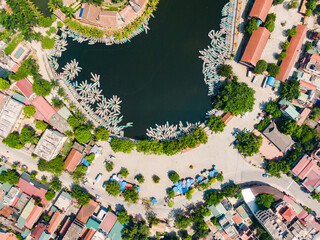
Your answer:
[0,78,10,90]
[255,117,272,132]
[207,115,226,133]
[41,37,55,49]
[51,97,63,109]
[167,189,175,198]
[185,188,195,200]
[254,60,268,74]
[169,172,180,183]
[23,105,35,117]
[204,191,223,206]
[30,171,38,179]
[50,178,62,191]
[282,41,290,50]
[105,181,121,196]
[235,132,262,157]
[32,79,52,96]
[74,126,92,143]
[2,132,23,149]
[94,128,109,141]
[263,13,276,32]
[305,41,312,51]
[120,169,129,178]
[153,175,160,183]
[310,107,320,120]
[222,183,241,198]
[265,101,281,118]
[280,78,300,100]
[0,169,20,185]
[135,174,145,184]
[121,221,149,240]
[256,193,275,209]
[84,153,95,163]
[70,186,90,205]
[213,81,255,115]
[123,188,139,203]
[174,215,192,230]
[105,161,114,172]
[67,111,86,129]
[273,0,285,4]
[19,126,35,144]
[216,173,224,182]
[287,0,299,9]
[305,8,312,16]
[267,63,281,77]
[277,52,288,61]
[287,27,297,37]
[218,64,233,78]
[72,165,88,184]
[278,119,297,135]
[266,160,290,177]
[306,0,317,10]
[245,18,258,34]
[118,210,130,224]
[35,120,48,131]
[110,138,135,153]
[45,189,56,201]
[37,157,65,176]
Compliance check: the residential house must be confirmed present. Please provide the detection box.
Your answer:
[47,211,64,234]
[253,129,283,160]
[76,199,99,224]
[54,191,73,212]
[64,149,83,172]
[15,79,34,99]
[33,129,67,161]
[279,98,300,121]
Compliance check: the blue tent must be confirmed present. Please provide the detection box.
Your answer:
[151,198,157,204]
[82,159,90,167]
[136,186,140,191]
[197,176,202,182]
[173,187,179,192]
[267,76,275,86]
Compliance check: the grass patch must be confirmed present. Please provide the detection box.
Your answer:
[4,34,23,55]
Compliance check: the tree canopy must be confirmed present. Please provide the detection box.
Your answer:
[263,13,276,32]
[45,189,56,201]
[110,138,135,153]
[37,157,65,176]
[204,191,224,206]
[287,27,297,37]
[265,101,281,118]
[23,105,36,117]
[94,127,109,141]
[74,126,93,144]
[121,221,149,240]
[41,36,55,49]
[235,132,262,157]
[67,111,87,129]
[254,60,268,74]
[20,126,35,144]
[0,169,20,185]
[280,78,300,100]
[123,188,139,203]
[169,172,180,183]
[207,115,226,133]
[0,78,10,90]
[70,186,90,206]
[218,64,233,78]
[35,120,48,131]
[2,132,24,149]
[256,193,275,209]
[105,180,121,196]
[213,80,255,115]
[32,79,52,96]
[245,18,258,34]
[267,63,281,77]
[174,215,192,230]
[118,210,130,224]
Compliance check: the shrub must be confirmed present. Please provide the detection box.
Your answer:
[167,200,174,207]
[136,174,145,184]
[207,115,226,133]
[153,175,160,183]
[23,105,35,117]
[287,0,299,9]
[35,120,48,131]
[218,64,233,78]
[281,41,290,50]
[41,37,55,49]
[277,52,288,61]
[167,189,175,198]
[267,63,281,77]
[120,169,129,178]
[216,173,224,182]
[0,78,10,90]
[105,161,114,172]
[57,21,63,28]
[45,189,56,201]
[254,60,268,74]
[110,138,135,153]
[169,172,180,183]
[263,13,276,32]
[287,28,297,37]
[245,18,258,34]
[74,126,92,143]
[305,42,312,51]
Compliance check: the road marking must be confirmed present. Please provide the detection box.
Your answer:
[287,180,294,190]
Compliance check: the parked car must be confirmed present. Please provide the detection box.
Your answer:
[247,70,252,77]
[109,155,116,159]
[102,181,107,188]
[94,173,102,185]
[83,180,88,185]
[96,194,101,199]
[252,75,258,83]
[262,174,270,178]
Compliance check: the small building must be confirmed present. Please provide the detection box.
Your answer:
[64,149,83,172]
[249,0,273,22]
[33,129,67,161]
[253,129,283,160]
[281,206,296,223]
[31,223,46,240]
[76,199,99,224]
[63,219,85,240]
[2,186,19,206]
[302,53,320,78]
[240,27,270,67]
[276,25,307,82]
[99,211,117,234]
[262,121,294,153]
[25,205,43,229]
[279,98,300,121]
[54,191,72,212]
[9,43,30,64]
[47,211,63,234]
[107,220,124,240]
[291,154,320,192]
[297,108,311,126]
[0,97,24,138]
[32,96,56,122]
[15,79,34,99]
[16,199,35,229]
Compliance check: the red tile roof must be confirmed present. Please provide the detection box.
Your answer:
[47,211,63,234]
[0,232,18,240]
[0,92,5,105]
[32,96,56,121]
[16,178,48,205]
[83,228,95,240]
[249,0,273,22]
[292,155,309,176]
[76,200,98,224]
[281,207,296,222]
[222,112,233,123]
[232,213,242,225]
[300,79,317,91]
[276,25,307,82]
[0,206,13,218]
[64,149,83,172]
[99,212,117,233]
[31,223,46,239]
[241,27,270,67]
[59,217,72,236]
[304,214,320,231]
[297,209,308,219]
[25,205,43,228]
[297,108,311,126]
[10,64,20,73]
[16,79,34,98]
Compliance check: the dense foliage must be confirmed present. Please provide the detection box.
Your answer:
[35,120,48,132]
[64,18,104,38]
[256,193,275,209]
[11,58,39,81]
[118,210,130,224]
[123,188,139,203]
[218,64,233,78]
[267,63,281,77]
[245,18,258,34]
[67,111,87,129]
[280,78,300,100]
[207,115,226,133]
[2,132,24,149]
[263,13,276,32]
[0,78,10,90]
[32,79,52,96]
[105,180,121,196]
[70,186,90,206]
[121,221,149,240]
[19,126,36,144]
[94,127,109,141]
[265,101,281,118]
[254,60,268,74]
[23,105,36,117]
[213,81,255,115]
[37,157,65,176]
[174,215,192,230]
[41,36,55,49]
[235,132,262,157]
[0,169,20,185]
[45,189,56,201]
[74,126,93,144]
[110,138,135,153]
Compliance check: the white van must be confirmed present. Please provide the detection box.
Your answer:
[252,76,258,83]
[247,70,252,78]
[94,173,102,185]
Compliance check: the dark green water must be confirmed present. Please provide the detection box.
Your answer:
[31,0,51,17]
[58,0,226,138]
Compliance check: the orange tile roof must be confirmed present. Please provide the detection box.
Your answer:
[32,96,56,121]
[0,232,18,240]
[83,228,95,240]
[300,80,317,91]
[47,211,63,234]
[25,205,43,229]
[64,149,83,172]
[232,213,243,225]
[10,64,20,73]
[276,25,307,82]
[241,27,270,67]
[249,0,273,22]
[0,206,13,218]
[99,212,117,233]
[16,178,48,205]
[281,207,296,222]
[222,112,233,123]
[76,200,98,223]
[297,108,311,126]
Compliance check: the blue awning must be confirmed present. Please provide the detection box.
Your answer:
[267,76,275,86]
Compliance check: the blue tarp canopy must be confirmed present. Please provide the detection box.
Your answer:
[267,76,275,86]
[151,198,157,204]
[82,159,90,167]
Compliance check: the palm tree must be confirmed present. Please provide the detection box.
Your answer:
[52,97,64,109]
[57,87,65,97]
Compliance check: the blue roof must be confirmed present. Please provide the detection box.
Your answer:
[151,198,157,204]
[267,76,275,86]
